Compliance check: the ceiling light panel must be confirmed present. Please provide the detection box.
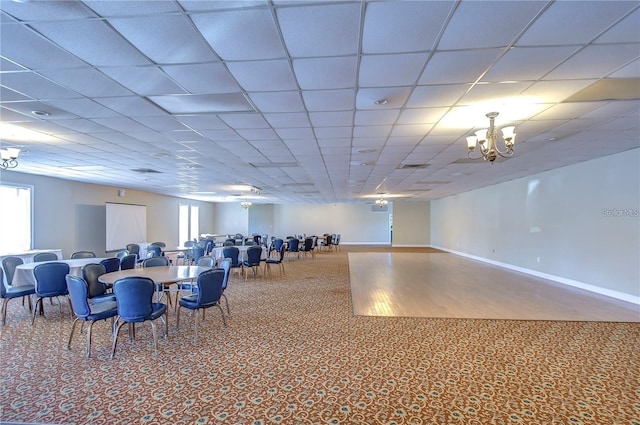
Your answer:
[147,94,255,114]
[277,3,362,57]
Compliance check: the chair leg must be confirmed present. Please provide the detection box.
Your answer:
[110,320,127,359]
[1,298,9,326]
[31,297,43,325]
[221,293,230,316]
[149,321,158,355]
[216,304,227,328]
[193,309,199,344]
[85,320,95,359]
[67,317,80,350]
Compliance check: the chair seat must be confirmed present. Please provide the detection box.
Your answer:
[124,303,167,323]
[265,258,281,264]
[91,293,117,304]
[179,294,220,310]
[3,284,36,299]
[85,300,119,321]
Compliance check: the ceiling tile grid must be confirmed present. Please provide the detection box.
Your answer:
[0,0,638,204]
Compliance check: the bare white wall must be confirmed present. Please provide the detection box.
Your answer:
[1,171,215,257]
[272,203,390,244]
[430,149,640,303]
[392,201,430,247]
[212,202,249,237]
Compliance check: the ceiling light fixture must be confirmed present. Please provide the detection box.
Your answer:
[375,195,388,208]
[374,98,388,105]
[466,112,516,163]
[0,147,20,169]
[241,201,252,209]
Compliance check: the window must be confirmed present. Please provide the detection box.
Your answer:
[179,204,199,245]
[0,183,32,254]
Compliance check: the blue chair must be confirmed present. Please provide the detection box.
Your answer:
[125,244,140,256]
[265,245,286,277]
[287,237,300,260]
[2,256,23,286]
[272,238,284,257]
[100,257,120,273]
[33,252,58,262]
[70,251,96,259]
[82,263,116,304]
[147,244,162,258]
[222,246,243,279]
[115,250,129,261]
[111,277,168,359]
[192,246,205,264]
[65,275,118,358]
[143,256,170,268]
[242,246,263,280]
[1,267,35,326]
[300,237,314,258]
[218,258,231,316]
[32,262,71,325]
[119,254,137,270]
[176,268,227,344]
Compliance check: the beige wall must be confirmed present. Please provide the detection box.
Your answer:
[1,170,215,258]
[430,148,640,303]
[392,201,430,247]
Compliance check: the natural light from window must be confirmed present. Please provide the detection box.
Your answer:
[0,184,32,255]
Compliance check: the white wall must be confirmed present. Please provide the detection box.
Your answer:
[272,203,390,244]
[212,202,249,237]
[1,171,215,257]
[392,201,430,247]
[430,148,640,303]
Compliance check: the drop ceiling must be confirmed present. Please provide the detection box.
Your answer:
[0,0,638,204]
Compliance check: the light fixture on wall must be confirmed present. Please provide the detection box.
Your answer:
[466,112,516,163]
[241,201,252,209]
[1,147,20,170]
[375,195,388,208]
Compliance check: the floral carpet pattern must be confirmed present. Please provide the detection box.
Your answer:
[1,248,639,424]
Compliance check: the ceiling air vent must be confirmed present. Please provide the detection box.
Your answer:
[131,168,161,174]
[250,162,299,168]
[397,163,428,169]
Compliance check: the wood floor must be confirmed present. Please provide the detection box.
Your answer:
[348,250,640,322]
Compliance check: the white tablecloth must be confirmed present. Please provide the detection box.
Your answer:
[1,249,64,285]
[212,246,266,263]
[11,258,108,287]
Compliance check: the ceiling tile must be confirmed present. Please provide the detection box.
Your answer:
[406,84,468,108]
[95,96,167,116]
[100,66,186,96]
[264,113,311,128]
[83,0,181,17]
[356,87,412,110]
[45,98,122,119]
[0,72,82,99]
[107,14,218,64]
[248,92,305,113]
[354,110,400,126]
[162,63,242,94]
[226,60,298,91]
[595,8,640,44]
[397,108,448,125]
[293,57,358,90]
[277,3,361,58]
[359,53,426,87]
[544,44,640,80]
[1,0,96,21]
[419,49,505,85]
[482,46,581,82]
[39,68,133,97]
[31,19,151,67]
[191,8,286,61]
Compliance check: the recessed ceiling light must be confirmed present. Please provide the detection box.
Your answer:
[374,98,388,105]
[31,110,51,117]
[358,148,377,154]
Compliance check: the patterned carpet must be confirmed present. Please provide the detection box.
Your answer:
[1,248,639,424]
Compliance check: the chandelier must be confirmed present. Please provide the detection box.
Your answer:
[375,196,388,207]
[466,112,516,163]
[1,147,20,170]
[241,201,252,209]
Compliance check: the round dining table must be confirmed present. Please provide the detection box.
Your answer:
[98,265,210,286]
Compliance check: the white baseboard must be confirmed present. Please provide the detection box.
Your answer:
[391,244,431,248]
[429,245,640,306]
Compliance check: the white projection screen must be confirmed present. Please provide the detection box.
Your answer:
[105,202,147,252]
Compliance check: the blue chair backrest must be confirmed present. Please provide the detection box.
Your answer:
[147,244,162,258]
[34,262,70,296]
[2,256,23,286]
[192,246,205,263]
[197,256,215,267]
[66,275,91,318]
[303,238,313,250]
[33,252,58,262]
[246,246,262,265]
[219,258,231,290]
[83,263,107,298]
[0,268,5,297]
[196,268,225,306]
[222,246,240,267]
[100,257,120,273]
[126,244,140,255]
[274,238,284,251]
[143,256,169,267]
[120,254,137,270]
[288,238,299,251]
[113,277,154,322]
